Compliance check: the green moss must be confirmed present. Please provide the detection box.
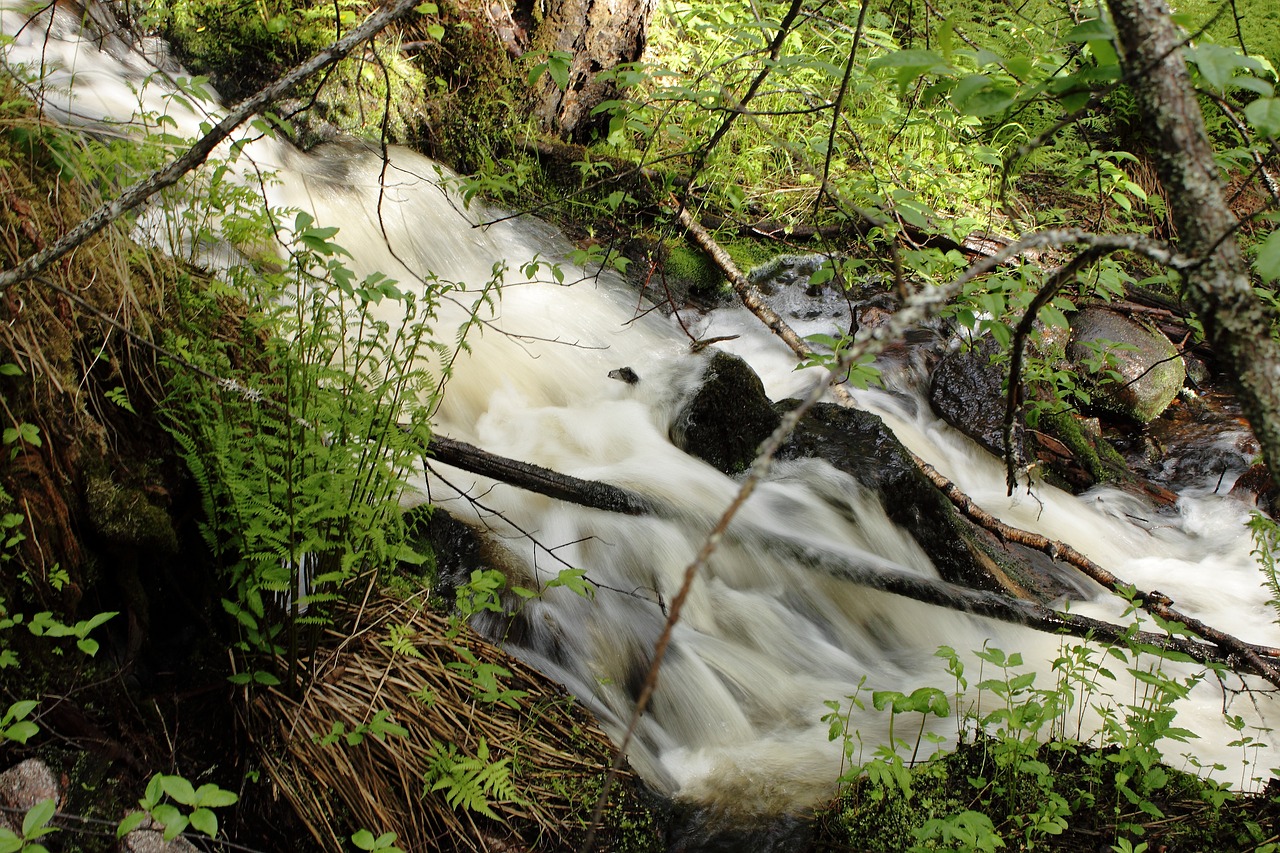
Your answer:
[663,242,725,297]
[84,476,178,553]
[152,0,431,144]
[1040,407,1131,485]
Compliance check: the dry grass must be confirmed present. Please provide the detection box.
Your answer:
[249,594,658,852]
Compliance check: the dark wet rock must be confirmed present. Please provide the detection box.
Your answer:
[748,253,829,294]
[775,400,1082,601]
[1068,307,1185,423]
[670,353,1081,600]
[926,340,1140,496]
[670,351,781,476]
[928,339,1022,460]
[402,504,483,597]
[1108,388,1260,491]
[609,366,640,384]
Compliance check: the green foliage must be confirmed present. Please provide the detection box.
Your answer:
[0,700,39,745]
[165,195,441,686]
[1249,511,1280,623]
[116,774,239,843]
[0,797,56,853]
[352,828,406,852]
[312,709,409,747]
[829,609,1262,851]
[424,736,525,820]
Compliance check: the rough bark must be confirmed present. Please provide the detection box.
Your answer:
[525,0,657,140]
[1106,0,1280,479]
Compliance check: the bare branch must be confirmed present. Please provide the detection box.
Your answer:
[0,0,424,291]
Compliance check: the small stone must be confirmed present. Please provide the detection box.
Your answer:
[0,759,60,834]
[608,366,640,384]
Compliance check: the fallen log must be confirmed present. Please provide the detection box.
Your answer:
[427,434,653,516]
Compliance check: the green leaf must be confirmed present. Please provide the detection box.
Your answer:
[868,49,949,93]
[353,829,377,850]
[143,774,165,807]
[1254,229,1280,283]
[1064,17,1115,43]
[3,720,39,744]
[150,804,186,841]
[4,700,38,722]
[116,811,147,839]
[188,807,217,838]
[0,363,22,376]
[194,784,238,808]
[1187,44,1259,92]
[1246,97,1280,137]
[160,775,197,805]
[22,798,56,838]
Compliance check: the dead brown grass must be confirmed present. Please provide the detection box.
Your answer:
[249,594,659,852]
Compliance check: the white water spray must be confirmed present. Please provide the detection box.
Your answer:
[5,2,1278,816]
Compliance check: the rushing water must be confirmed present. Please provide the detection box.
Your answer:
[5,1,1279,818]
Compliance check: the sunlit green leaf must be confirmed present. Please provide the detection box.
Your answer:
[1254,229,1280,283]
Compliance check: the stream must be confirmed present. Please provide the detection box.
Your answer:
[4,0,1278,824]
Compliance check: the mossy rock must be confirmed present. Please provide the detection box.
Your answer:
[1068,307,1185,424]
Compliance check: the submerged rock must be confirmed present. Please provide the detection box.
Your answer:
[1068,306,1185,423]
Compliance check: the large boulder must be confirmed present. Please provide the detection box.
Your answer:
[669,350,780,475]
[670,353,1083,600]
[1068,307,1185,423]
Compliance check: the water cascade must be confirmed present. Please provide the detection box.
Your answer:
[4,1,1279,821]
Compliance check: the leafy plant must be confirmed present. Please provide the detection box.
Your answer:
[0,798,56,853]
[116,774,239,842]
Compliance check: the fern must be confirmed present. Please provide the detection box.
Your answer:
[1248,511,1280,622]
[161,199,442,687]
[424,737,523,820]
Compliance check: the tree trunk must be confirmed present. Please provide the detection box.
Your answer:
[521,0,657,140]
[1105,0,1280,480]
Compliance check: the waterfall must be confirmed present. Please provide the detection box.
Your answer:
[5,1,1278,817]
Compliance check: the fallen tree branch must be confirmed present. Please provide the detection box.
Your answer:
[0,0,423,292]
[916,456,1280,674]
[427,435,652,516]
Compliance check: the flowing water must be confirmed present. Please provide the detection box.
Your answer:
[5,1,1279,820]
